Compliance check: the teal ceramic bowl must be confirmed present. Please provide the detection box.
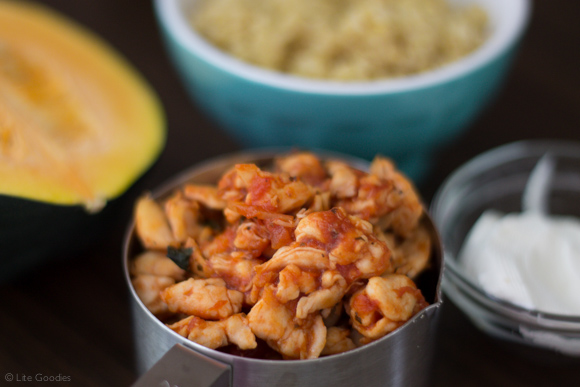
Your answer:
[154,0,530,180]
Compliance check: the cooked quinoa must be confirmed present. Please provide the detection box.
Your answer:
[190,0,488,81]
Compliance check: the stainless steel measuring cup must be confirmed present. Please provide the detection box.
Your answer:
[123,149,444,387]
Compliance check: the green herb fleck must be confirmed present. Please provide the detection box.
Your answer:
[167,246,192,271]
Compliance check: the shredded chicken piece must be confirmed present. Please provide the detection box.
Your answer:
[134,194,176,250]
[184,237,212,278]
[251,245,348,318]
[275,151,328,187]
[325,156,423,237]
[233,219,270,254]
[207,252,264,298]
[377,223,431,280]
[296,270,347,319]
[346,275,429,343]
[164,191,201,243]
[168,313,257,350]
[327,160,360,199]
[219,163,315,217]
[130,251,186,281]
[276,263,320,303]
[183,184,226,210]
[308,191,331,212]
[203,216,294,260]
[201,223,237,258]
[132,274,175,316]
[294,207,392,281]
[160,278,244,320]
[321,327,356,355]
[333,173,393,222]
[370,156,423,237]
[251,246,331,302]
[247,286,327,359]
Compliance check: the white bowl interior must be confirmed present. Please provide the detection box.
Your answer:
[155,0,531,95]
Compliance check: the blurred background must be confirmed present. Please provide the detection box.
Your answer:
[1,0,579,386]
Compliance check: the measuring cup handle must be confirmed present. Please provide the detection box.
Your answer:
[132,343,232,387]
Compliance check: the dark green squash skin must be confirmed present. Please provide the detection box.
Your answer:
[0,194,119,283]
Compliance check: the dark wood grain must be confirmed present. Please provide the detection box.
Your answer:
[1,1,579,386]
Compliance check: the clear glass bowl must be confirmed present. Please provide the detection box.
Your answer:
[430,140,580,356]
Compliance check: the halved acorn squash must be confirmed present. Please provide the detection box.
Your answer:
[0,1,166,280]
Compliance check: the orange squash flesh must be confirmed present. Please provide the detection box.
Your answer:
[0,0,165,211]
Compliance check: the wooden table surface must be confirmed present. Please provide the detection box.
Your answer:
[2,1,579,386]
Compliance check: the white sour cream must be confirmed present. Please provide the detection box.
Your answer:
[459,210,580,315]
[458,154,580,316]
